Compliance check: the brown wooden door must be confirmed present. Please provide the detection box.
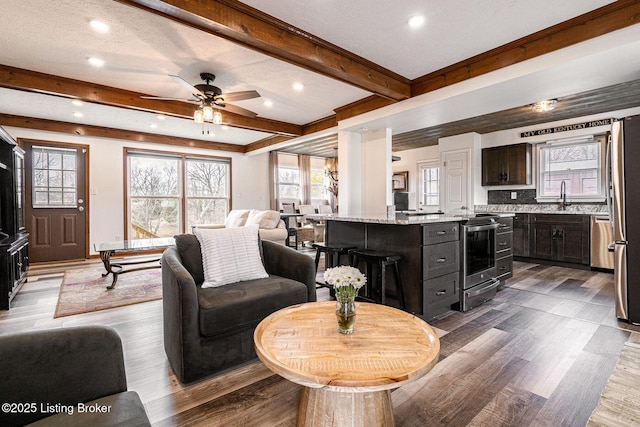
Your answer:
[23,141,88,262]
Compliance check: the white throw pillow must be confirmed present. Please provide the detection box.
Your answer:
[224,209,250,228]
[194,224,268,288]
[246,210,280,229]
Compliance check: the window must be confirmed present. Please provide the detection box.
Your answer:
[419,162,440,208]
[310,157,328,204]
[277,152,300,200]
[537,137,604,201]
[32,146,78,208]
[126,149,230,238]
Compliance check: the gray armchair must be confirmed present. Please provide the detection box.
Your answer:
[0,326,150,427]
[161,235,316,383]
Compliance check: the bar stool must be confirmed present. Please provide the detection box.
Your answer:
[311,242,356,288]
[348,248,405,310]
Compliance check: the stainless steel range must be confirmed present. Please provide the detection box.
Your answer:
[459,216,501,311]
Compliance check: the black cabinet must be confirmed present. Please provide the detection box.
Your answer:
[495,217,513,282]
[0,127,29,310]
[422,223,460,319]
[531,214,589,265]
[482,143,532,186]
[512,213,530,257]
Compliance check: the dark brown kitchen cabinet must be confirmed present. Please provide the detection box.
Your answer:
[530,214,589,265]
[512,214,530,257]
[482,143,532,186]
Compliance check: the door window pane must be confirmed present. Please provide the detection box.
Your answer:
[31,146,77,207]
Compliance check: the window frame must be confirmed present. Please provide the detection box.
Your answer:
[418,160,440,210]
[535,136,606,203]
[124,148,231,239]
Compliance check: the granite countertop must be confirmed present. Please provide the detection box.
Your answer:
[475,204,609,216]
[306,213,464,225]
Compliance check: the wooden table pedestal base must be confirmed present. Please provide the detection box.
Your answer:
[297,387,394,427]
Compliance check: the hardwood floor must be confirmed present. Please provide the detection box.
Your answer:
[2,259,639,426]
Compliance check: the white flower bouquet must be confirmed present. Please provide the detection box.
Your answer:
[323,266,366,299]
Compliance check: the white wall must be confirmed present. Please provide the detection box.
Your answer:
[4,127,268,254]
[361,128,392,216]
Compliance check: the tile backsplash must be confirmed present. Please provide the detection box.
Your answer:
[487,189,605,205]
[487,189,537,204]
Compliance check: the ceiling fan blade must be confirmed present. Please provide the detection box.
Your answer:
[216,90,260,102]
[213,102,258,118]
[141,96,199,103]
[169,74,206,98]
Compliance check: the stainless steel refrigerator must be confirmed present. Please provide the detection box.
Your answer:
[610,114,640,323]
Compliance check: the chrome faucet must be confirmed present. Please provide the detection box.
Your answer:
[560,180,571,210]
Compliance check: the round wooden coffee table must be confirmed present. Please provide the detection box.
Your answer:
[254,301,440,426]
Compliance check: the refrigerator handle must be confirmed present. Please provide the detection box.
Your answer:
[606,135,613,227]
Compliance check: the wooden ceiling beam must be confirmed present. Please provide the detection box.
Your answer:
[0,64,302,136]
[0,113,245,152]
[115,0,411,101]
[411,0,640,97]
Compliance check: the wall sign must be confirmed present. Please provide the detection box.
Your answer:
[520,118,614,138]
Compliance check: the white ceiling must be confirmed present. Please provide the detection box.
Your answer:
[0,0,636,148]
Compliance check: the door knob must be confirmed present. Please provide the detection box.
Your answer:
[78,206,85,212]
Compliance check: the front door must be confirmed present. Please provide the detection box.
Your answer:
[23,141,88,262]
[442,150,469,213]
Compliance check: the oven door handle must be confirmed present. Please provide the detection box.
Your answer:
[465,278,500,297]
[463,223,500,232]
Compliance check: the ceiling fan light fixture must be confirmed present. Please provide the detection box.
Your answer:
[202,105,214,121]
[193,108,204,123]
[213,111,223,125]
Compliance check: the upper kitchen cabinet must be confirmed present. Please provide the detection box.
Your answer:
[482,143,532,186]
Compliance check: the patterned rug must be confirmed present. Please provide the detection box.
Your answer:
[54,268,162,318]
[587,341,640,426]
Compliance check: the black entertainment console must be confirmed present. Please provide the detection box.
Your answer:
[0,127,29,310]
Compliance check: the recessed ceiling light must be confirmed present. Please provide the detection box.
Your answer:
[71,100,83,107]
[89,19,110,33]
[293,82,304,91]
[149,123,158,129]
[263,100,273,107]
[73,112,84,118]
[156,114,166,120]
[221,125,229,131]
[408,15,425,29]
[88,57,105,67]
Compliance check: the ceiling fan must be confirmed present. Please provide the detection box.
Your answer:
[142,72,261,119]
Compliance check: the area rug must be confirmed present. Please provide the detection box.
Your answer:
[53,268,162,318]
[587,341,640,426]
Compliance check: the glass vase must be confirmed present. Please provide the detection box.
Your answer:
[335,295,356,334]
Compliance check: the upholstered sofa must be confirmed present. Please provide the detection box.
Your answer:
[0,326,150,427]
[194,209,288,245]
[161,233,316,383]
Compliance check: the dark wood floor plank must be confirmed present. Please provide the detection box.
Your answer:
[467,384,547,427]
[1,258,634,426]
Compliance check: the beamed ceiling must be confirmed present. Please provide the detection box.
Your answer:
[0,1,639,156]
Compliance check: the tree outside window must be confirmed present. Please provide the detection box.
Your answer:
[126,150,230,239]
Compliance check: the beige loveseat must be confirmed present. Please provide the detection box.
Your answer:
[193,209,288,245]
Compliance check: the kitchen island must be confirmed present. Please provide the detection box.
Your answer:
[308,213,465,320]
